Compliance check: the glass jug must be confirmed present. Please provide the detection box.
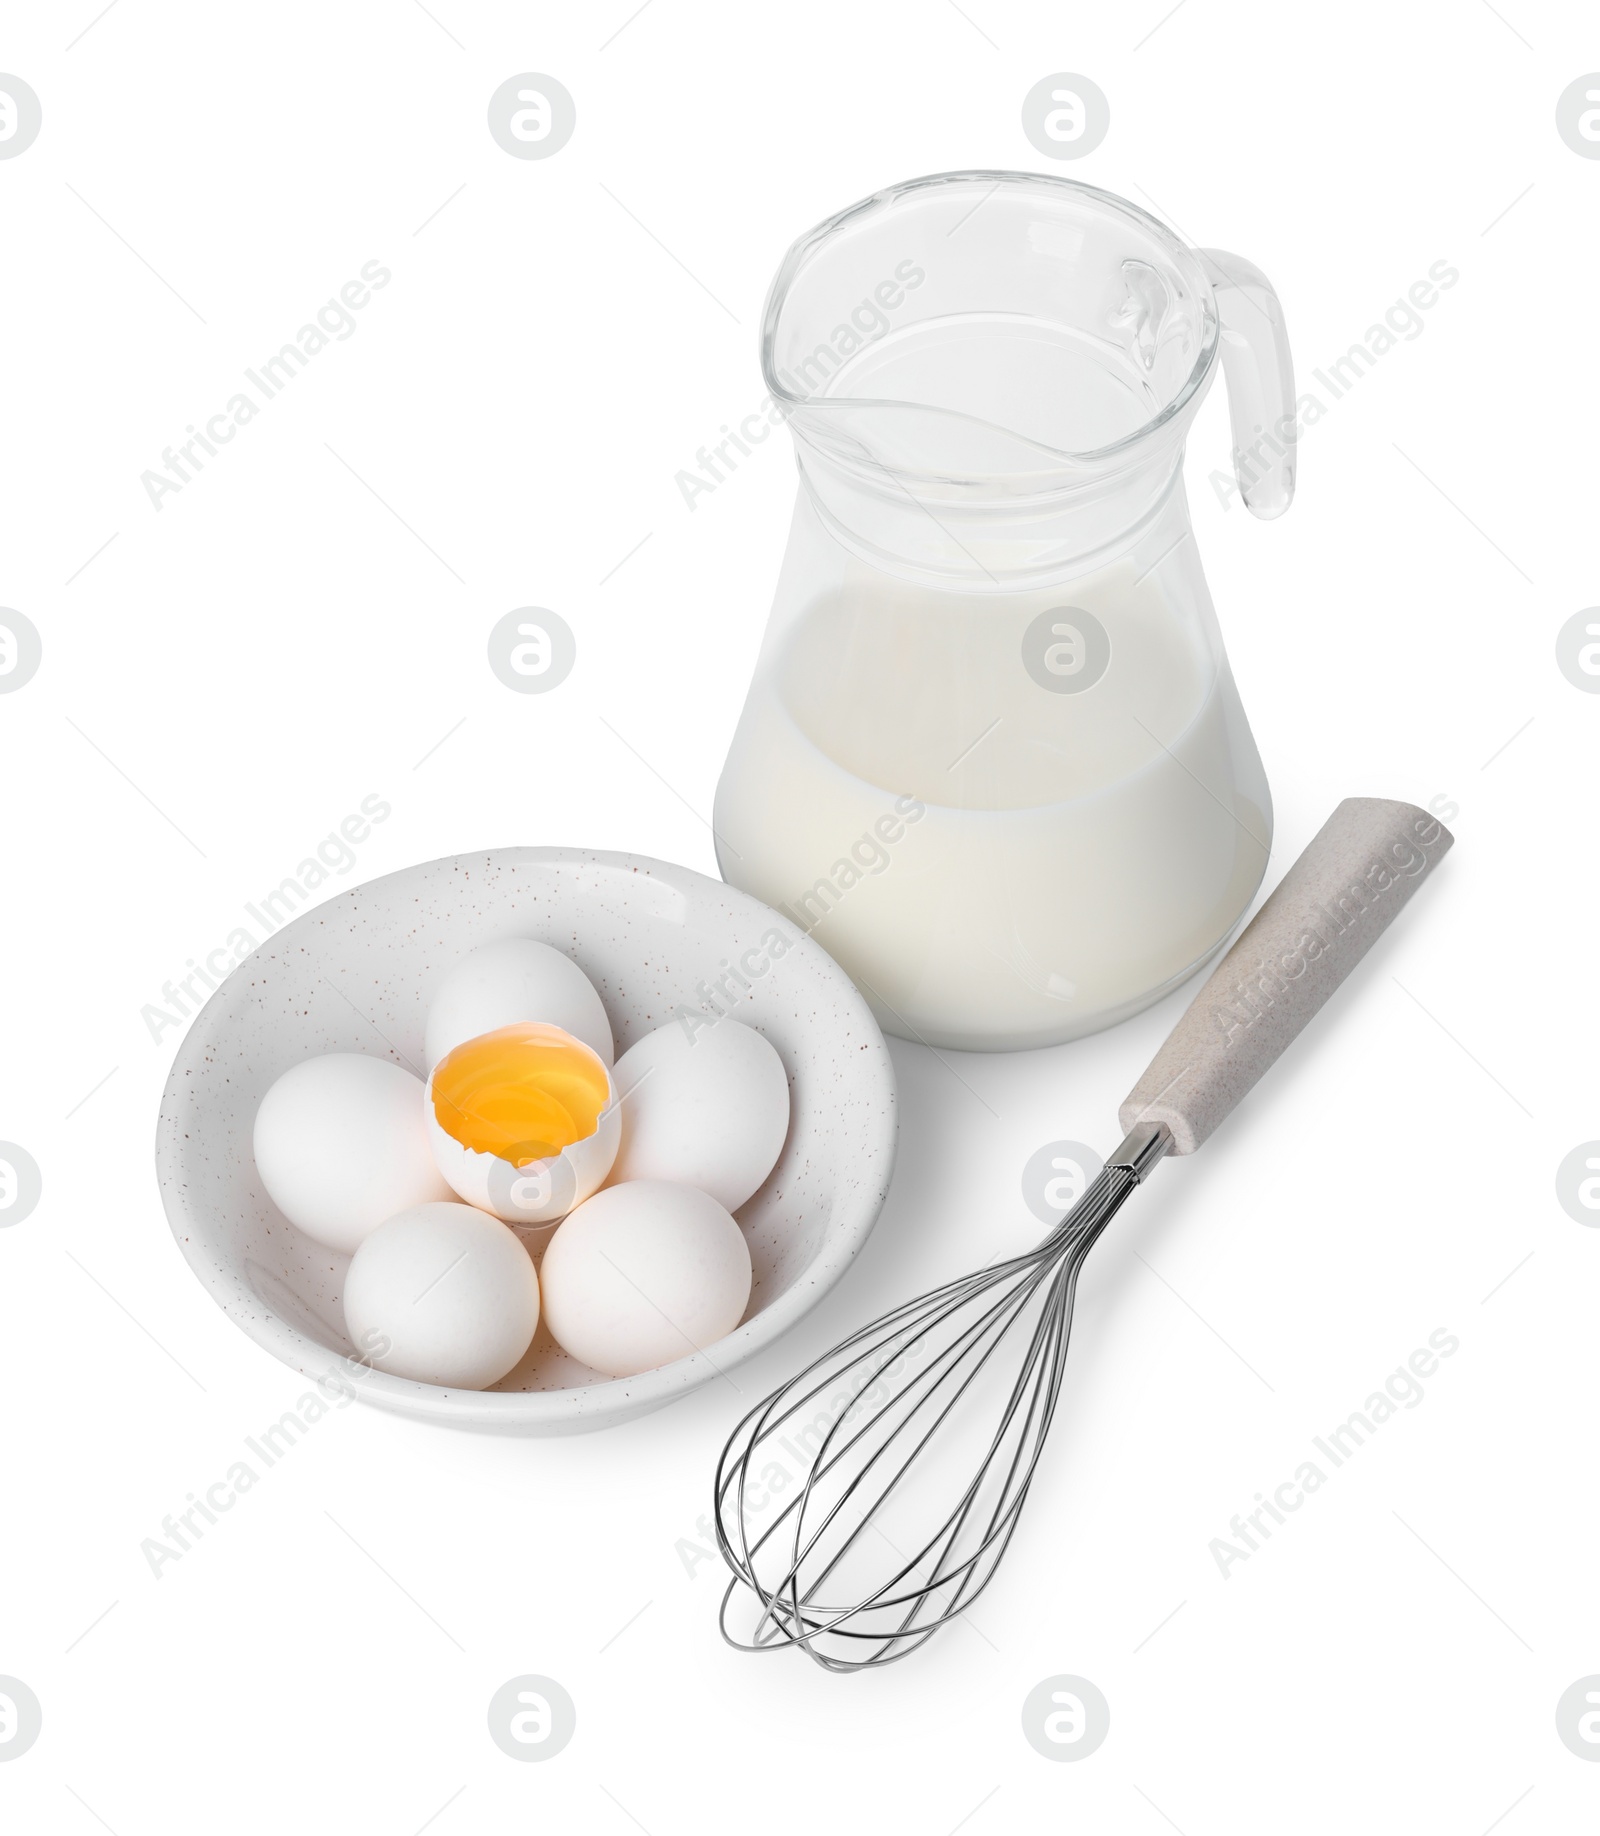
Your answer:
[714,172,1294,1052]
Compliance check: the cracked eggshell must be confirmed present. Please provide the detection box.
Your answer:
[424,1064,621,1226]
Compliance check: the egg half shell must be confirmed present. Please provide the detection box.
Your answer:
[425,1039,621,1226]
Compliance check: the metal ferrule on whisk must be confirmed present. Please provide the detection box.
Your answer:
[1108,1119,1172,1182]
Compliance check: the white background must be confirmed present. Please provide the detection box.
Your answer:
[2,0,1596,1829]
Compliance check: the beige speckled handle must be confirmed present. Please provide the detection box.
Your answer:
[1119,798,1453,1154]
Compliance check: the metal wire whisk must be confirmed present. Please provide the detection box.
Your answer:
[714,1122,1170,1672]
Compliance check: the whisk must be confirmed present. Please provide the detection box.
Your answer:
[715,798,1452,1670]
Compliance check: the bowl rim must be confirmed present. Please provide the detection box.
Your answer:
[154,846,898,1432]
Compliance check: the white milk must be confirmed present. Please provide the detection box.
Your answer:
[714,562,1270,1051]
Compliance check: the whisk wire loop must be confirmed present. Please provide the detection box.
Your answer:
[715,1159,1148,1670]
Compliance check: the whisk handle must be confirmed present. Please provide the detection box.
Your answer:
[1119,797,1453,1155]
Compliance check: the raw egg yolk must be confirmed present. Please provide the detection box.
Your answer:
[431,1022,610,1166]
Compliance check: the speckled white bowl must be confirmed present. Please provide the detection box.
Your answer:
[155,848,897,1434]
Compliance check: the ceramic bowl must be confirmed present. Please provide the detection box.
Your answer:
[155,848,897,1434]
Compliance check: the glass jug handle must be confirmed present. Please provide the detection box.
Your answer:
[1199,249,1296,520]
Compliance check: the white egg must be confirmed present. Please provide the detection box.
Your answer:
[606,1018,790,1213]
[540,1180,752,1378]
[425,937,613,1070]
[425,1023,621,1226]
[343,1202,539,1390]
[253,1054,452,1254]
